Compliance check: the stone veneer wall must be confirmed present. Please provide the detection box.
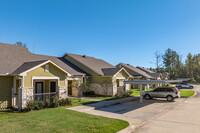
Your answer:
[21,87,33,109]
[90,83,114,96]
[59,86,68,99]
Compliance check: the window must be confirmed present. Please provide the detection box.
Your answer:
[117,79,119,87]
[45,64,49,72]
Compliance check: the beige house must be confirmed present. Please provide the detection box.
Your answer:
[64,53,132,96]
[0,43,87,109]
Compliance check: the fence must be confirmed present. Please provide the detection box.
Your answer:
[33,92,58,102]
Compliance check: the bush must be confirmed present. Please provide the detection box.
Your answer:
[83,90,95,96]
[25,96,73,112]
[115,90,132,98]
[51,96,59,108]
[45,98,51,108]
[59,98,72,106]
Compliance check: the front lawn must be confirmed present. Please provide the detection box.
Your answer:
[0,99,129,133]
[180,90,195,97]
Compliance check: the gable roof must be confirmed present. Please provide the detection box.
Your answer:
[65,53,118,76]
[0,43,87,76]
[12,60,48,75]
[147,73,162,79]
[116,63,152,79]
[136,67,155,73]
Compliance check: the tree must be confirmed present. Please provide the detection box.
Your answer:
[162,48,183,79]
[15,42,28,50]
[155,51,162,73]
[99,78,112,97]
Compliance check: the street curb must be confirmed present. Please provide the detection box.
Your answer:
[117,125,137,133]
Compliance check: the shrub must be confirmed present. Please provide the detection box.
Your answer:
[59,98,67,106]
[51,96,59,108]
[59,98,72,106]
[26,100,35,111]
[115,90,132,98]
[66,98,72,105]
[83,90,95,96]
[45,98,51,108]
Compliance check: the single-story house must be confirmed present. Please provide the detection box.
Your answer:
[136,67,163,80]
[0,43,87,109]
[63,53,132,96]
[116,63,153,89]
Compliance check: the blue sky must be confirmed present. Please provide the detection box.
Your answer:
[0,0,200,68]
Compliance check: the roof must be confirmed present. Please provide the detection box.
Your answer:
[65,53,118,76]
[136,67,155,73]
[116,63,152,79]
[0,43,87,76]
[12,60,48,75]
[101,68,122,76]
[162,73,169,79]
[147,73,162,78]
[124,79,185,85]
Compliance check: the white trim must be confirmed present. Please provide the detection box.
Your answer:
[116,77,126,79]
[113,68,132,78]
[32,76,60,87]
[19,60,71,76]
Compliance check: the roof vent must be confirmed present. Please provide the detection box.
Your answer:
[82,55,86,58]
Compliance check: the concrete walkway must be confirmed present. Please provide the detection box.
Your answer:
[68,93,187,132]
[133,86,200,133]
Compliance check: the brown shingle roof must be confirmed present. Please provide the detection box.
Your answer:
[65,53,117,76]
[0,43,87,76]
[136,67,155,73]
[116,63,153,79]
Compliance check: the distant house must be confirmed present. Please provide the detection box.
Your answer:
[64,53,132,96]
[116,63,154,89]
[0,43,87,109]
[136,67,163,80]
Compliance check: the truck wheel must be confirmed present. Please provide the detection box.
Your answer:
[166,95,174,102]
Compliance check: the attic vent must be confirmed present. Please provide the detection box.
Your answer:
[82,55,86,58]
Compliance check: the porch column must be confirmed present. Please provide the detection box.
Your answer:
[18,77,24,110]
[12,76,16,106]
[140,84,143,103]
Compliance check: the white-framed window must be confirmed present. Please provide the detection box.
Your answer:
[45,64,49,72]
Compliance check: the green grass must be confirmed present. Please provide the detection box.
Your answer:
[0,99,129,133]
[180,90,195,97]
[131,88,153,96]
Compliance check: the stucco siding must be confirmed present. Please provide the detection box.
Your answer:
[0,76,13,108]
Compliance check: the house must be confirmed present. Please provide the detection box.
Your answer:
[116,63,153,89]
[63,53,132,96]
[136,67,163,80]
[116,63,153,80]
[0,43,87,109]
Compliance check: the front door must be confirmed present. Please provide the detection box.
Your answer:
[68,80,72,95]
[35,82,43,100]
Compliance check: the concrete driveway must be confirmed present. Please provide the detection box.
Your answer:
[68,89,188,132]
[134,86,200,133]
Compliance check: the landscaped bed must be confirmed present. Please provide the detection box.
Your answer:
[0,99,129,133]
[131,88,195,98]
[180,90,195,97]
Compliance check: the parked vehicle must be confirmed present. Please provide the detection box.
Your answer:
[143,87,180,102]
[176,83,194,89]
